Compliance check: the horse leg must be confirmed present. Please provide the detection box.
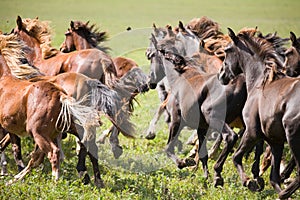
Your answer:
[208,132,222,159]
[10,133,25,172]
[250,139,265,191]
[0,152,7,176]
[7,144,45,185]
[97,126,113,144]
[109,126,123,159]
[196,128,209,179]
[145,103,165,140]
[213,123,238,187]
[280,156,296,183]
[278,122,300,199]
[233,127,263,191]
[259,144,271,176]
[86,138,104,188]
[269,144,284,193]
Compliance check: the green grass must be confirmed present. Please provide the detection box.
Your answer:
[1,0,300,199]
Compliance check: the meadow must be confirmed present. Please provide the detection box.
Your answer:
[0,0,300,199]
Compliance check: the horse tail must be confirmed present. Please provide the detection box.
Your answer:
[87,79,136,139]
[55,93,100,142]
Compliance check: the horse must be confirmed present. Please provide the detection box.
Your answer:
[0,33,100,185]
[218,28,300,199]
[0,30,137,186]
[148,29,248,187]
[13,16,117,87]
[59,19,149,158]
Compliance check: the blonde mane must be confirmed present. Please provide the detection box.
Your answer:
[0,34,43,79]
[21,17,59,59]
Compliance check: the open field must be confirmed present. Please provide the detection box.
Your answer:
[1,0,300,199]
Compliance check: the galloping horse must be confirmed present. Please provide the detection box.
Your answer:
[218,28,300,199]
[59,19,149,158]
[149,31,247,187]
[0,34,99,185]
[14,16,117,87]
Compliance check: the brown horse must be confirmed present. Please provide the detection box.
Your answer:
[0,34,99,185]
[13,16,117,87]
[218,28,300,199]
[59,19,148,158]
[0,30,136,186]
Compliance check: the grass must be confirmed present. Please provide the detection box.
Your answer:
[1,0,300,199]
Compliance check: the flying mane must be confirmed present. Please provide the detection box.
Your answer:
[0,34,43,79]
[20,17,60,59]
[70,20,109,52]
[236,29,286,83]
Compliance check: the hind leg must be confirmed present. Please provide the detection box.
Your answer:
[0,152,7,176]
[269,144,284,193]
[279,135,300,199]
[10,133,25,172]
[109,126,123,159]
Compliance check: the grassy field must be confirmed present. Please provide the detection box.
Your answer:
[1,0,300,199]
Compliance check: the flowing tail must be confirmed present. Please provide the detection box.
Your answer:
[87,79,136,138]
[56,94,100,143]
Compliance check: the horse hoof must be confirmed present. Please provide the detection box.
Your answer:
[178,158,196,169]
[112,145,123,159]
[214,176,224,187]
[247,179,261,192]
[185,157,196,167]
[255,177,265,191]
[94,178,105,188]
[82,173,91,185]
[145,132,156,140]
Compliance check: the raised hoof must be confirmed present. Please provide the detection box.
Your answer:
[247,178,264,192]
[145,132,156,140]
[112,145,123,159]
[178,158,196,169]
[214,176,224,187]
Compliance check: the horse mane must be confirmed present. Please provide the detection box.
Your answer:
[71,20,110,52]
[187,16,230,60]
[21,17,60,59]
[0,34,44,79]
[237,29,286,83]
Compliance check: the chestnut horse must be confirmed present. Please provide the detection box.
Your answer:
[13,16,117,87]
[0,34,99,185]
[59,20,148,158]
[218,28,300,199]
[0,31,135,186]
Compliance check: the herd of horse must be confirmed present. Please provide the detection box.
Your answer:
[1,15,300,199]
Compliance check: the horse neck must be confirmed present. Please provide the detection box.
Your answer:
[240,53,265,92]
[73,33,92,50]
[161,57,181,89]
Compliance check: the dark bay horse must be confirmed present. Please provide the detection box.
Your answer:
[0,34,99,185]
[14,16,117,87]
[218,28,300,199]
[149,32,247,187]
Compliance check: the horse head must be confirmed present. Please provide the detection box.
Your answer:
[60,28,76,52]
[284,32,300,77]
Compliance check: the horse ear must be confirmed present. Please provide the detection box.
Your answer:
[178,21,185,32]
[16,16,23,30]
[290,32,300,48]
[85,21,90,26]
[151,33,158,50]
[228,27,238,44]
[166,25,175,37]
[70,21,74,29]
